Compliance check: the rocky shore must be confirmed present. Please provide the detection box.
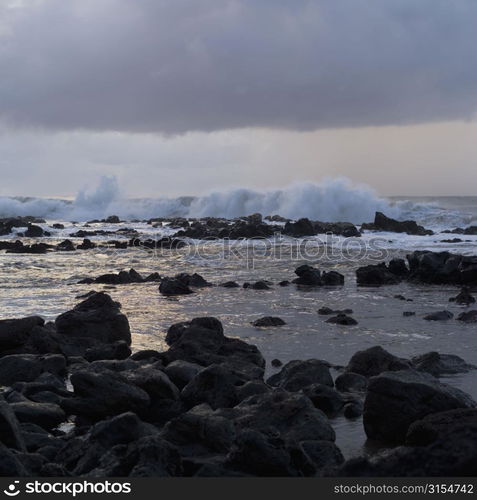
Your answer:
[0,291,476,477]
[1,210,477,477]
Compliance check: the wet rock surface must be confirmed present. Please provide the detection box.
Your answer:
[0,288,476,477]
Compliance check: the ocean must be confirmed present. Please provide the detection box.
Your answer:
[1,179,476,459]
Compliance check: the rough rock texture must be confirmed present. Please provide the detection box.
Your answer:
[55,293,131,348]
[346,346,411,377]
[361,212,433,236]
[411,352,475,377]
[363,369,476,443]
[267,359,333,391]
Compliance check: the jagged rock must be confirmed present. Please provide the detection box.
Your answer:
[361,212,433,236]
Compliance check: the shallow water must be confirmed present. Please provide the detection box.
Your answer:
[1,221,476,459]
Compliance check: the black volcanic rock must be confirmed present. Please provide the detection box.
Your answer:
[159,278,194,296]
[24,224,44,237]
[267,359,333,391]
[423,310,454,321]
[252,317,286,327]
[346,346,411,377]
[411,352,475,377]
[283,218,315,237]
[325,313,358,326]
[363,369,476,443]
[55,292,131,346]
[361,212,433,236]
[407,250,477,285]
[457,310,477,323]
[356,263,401,286]
[449,286,476,305]
[293,265,322,285]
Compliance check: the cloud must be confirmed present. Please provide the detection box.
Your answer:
[1,0,477,134]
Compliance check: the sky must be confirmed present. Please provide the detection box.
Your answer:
[1,0,477,198]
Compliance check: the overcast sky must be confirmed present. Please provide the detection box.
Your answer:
[1,0,477,198]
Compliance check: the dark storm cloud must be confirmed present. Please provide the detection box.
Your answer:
[1,0,477,134]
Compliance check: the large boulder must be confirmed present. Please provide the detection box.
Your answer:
[162,403,235,457]
[346,346,411,377]
[217,390,335,443]
[55,292,131,347]
[339,409,477,476]
[266,359,333,391]
[163,318,265,378]
[407,251,477,285]
[181,364,250,410]
[361,212,433,236]
[363,369,476,443]
[0,316,45,353]
[449,287,475,305]
[63,368,150,421]
[0,354,66,386]
[292,265,322,286]
[302,384,345,416]
[411,352,475,377]
[356,263,401,286]
[283,218,316,237]
[159,277,194,296]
